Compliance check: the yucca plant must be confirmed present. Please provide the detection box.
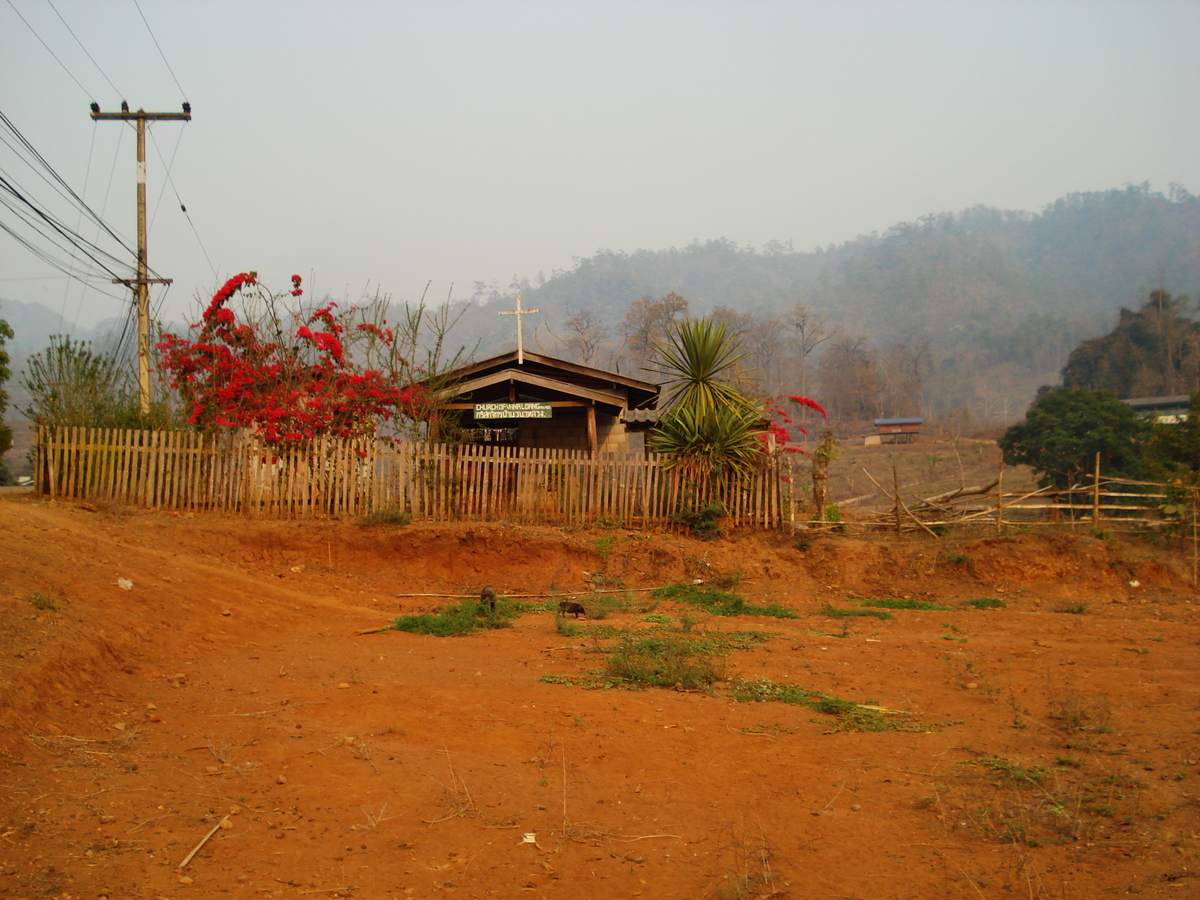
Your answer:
[646,319,759,418]
[649,402,766,483]
[645,317,772,518]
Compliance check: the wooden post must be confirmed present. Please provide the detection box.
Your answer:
[1193,488,1198,589]
[788,454,796,533]
[1092,452,1101,525]
[893,465,901,534]
[996,458,1004,536]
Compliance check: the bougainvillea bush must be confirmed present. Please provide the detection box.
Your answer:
[157,274,463,445]
[761,394,828,453]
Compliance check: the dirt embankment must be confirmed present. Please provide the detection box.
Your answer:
[1,497,1197,900]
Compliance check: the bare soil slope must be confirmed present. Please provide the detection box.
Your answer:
[0,497,1197,899]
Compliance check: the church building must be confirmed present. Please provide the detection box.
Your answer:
[434,349,660,455]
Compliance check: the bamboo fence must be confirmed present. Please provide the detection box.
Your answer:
[34,426,787,529]
[834,457,1187,537]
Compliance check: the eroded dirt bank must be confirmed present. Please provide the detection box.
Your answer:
[1,497,1197,899]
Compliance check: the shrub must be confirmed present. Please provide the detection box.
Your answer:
[856,597,950,611]
[392,599,518,637]
[652,582,799,619]
[605,634,721,690]
[358,505,412,527]
[671,499,727,541]
[966,597,1005,609]
[818,602,893,620]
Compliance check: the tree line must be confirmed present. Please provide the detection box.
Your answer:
[456,183,1197,430]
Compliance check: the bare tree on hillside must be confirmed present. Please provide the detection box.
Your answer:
[790,301,837,396]
[562,309,608,366]
[622,292,688,374]
[745,315,787,395]
[818,335,882,424]
[710,306,753,336]
[877,337,931,418]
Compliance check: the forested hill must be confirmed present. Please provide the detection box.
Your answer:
[459,183,1198,428]
[513,183,1198,340]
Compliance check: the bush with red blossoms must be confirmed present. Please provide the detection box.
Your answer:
[758,394,828,455]
[157,274,448,445]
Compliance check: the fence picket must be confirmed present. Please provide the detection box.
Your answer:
[32,426,860,532]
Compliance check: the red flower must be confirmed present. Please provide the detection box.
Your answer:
[787,395,827,419]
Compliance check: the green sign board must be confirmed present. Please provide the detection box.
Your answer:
[474,402,552,419]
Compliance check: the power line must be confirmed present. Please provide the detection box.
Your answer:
[147,126,217,280]
[0,174,129,271]
[0,110,137,258]
[0,165,131,277]
[59,115,101,333]
[5,0,93,100]
[0,219,128,301]
[45,0,124,100]
[133,0,187,99]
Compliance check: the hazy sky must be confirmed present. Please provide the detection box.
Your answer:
[2,0,1198,331]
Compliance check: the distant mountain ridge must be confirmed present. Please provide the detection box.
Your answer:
[0,298,125,357]
[505,183,1198,341]
[450,183,1198,425]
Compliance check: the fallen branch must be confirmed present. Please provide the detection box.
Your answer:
[915,479,999,507]
[860,468,941,538]
[178,814,229,869]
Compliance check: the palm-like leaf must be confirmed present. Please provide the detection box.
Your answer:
[647,319,756,417]
[648,402,767,483]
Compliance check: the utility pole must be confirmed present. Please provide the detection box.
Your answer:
[90,101,191,415]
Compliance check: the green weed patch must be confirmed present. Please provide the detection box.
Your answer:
[652,582,798,619]
[818,602,893,620]
[605,633,721,689]
[965,597,1006,609]
[727,677,927,732]
[540,625,770,693]
[391,599,519,637]
[855,597,950,611]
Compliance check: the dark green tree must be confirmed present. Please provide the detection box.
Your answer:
[1061,290,1198,397]
[998,387,1153,489]
[1146,392,1200,480]
[0,319,13,484]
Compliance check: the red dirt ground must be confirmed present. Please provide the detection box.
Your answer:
[0,496,1197,899]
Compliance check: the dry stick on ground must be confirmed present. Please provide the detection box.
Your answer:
[128,812,177,834]
[361,803,393,828]
[815,781,846,814]
[351,737,379,775]
[178,814,230,869]
[221,701,317,718]
[555,736,679,843]
[932,849,987,900]
[422,749,477,824]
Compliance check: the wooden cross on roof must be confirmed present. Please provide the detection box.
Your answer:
[499,292,539,364]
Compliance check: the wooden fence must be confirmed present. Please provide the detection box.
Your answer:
[34,427,788,528]
[841,461,1188,536]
